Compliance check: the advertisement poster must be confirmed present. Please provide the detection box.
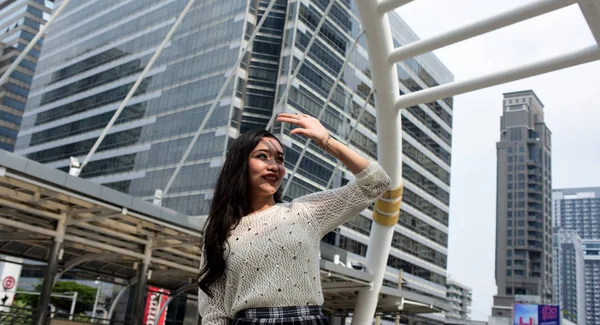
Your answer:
[0,257,23,312]
[537,305,560,325]
[514,304,560,325]
[142,286,170,325]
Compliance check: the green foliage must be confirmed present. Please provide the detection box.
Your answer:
[13,281,98,314]
[0,300,35,325]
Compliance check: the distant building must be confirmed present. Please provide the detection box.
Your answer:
[446,279,472,320]
[0,0,51,151]
[552,229,585,324]
[492,90,554,317]
[553,187,600,240]
[583,239,600,325]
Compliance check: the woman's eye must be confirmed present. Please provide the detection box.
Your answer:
[257,154,268,159]
[276,157,285,163]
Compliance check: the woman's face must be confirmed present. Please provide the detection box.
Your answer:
[247,137,286,198]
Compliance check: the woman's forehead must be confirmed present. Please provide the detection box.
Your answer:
[255,138,282,153]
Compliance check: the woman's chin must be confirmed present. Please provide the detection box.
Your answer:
[259,184,280,195]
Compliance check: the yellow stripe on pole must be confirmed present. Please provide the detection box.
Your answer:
[372,184,403,226]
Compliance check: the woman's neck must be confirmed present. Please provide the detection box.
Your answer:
[248,196,276,215]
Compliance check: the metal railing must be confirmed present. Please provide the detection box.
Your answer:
[0,306,130,325]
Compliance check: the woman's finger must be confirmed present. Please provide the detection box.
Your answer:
[276,116,302,125]
[289,128,310,137]
[277,113,301,119]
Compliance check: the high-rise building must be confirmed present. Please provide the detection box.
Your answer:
[552,229,585,324]
[583,239,600,325]
[14,1,454,323]
[0,0,51,151]
[553,188,600,325]
[553,187,600,239]
[492,90,553,317]
[446,279,472,321]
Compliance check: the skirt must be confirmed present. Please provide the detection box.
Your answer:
[231,306,329,325]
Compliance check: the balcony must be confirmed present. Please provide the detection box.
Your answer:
[528,203,543,213]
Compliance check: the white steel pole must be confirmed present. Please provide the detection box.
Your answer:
[161,0,278,197]
[280,31,364,198]
[388,0,576,64]
[264,0,337,131]
[352,0,404,323]
[378,0,414,14]
[0,0,73,87]
[324,89,374,190]
[91,282,100,322]
[77,0,197,174]
[69,291,77,321]
[395,44,600,109]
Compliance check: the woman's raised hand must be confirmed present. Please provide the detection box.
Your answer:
[276,113,329,149]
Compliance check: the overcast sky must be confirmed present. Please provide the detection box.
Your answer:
[395,0,600,320]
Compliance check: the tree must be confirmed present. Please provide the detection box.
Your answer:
[13,281,97,314]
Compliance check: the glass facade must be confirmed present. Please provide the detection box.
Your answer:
[0,0,51,151]
[15,0,454,321]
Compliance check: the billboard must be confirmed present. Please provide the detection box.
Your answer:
[142,286,170,325]
[0,257,23,312]
[514,304,560,325]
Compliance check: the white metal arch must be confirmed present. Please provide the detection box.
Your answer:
[352,0,600,322]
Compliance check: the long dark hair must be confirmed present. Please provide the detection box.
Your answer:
[198,129,283,296]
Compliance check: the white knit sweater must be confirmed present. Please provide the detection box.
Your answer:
[198,162,391,324]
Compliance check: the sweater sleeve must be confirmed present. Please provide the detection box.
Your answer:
[197,253,229,325]
[291,161,391,237]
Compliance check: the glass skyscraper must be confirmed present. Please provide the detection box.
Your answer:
[0,0,51,151]
[14,1,454,322]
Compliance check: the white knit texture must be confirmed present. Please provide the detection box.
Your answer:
[198,162,391,324]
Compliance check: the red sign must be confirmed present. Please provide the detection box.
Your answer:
[2,276,15,290]
[142,286,170,325]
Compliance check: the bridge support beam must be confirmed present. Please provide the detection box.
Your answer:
[34,217,66,325]
[130,239,153,324]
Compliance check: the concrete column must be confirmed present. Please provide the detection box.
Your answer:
[130,239,152,324]
[33,217,66,325]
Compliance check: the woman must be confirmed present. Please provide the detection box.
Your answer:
[198,113,391,324]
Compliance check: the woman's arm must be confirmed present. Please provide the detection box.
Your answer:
[292,161,390,236]
[276,113,369,174]
[277,113,391,236]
